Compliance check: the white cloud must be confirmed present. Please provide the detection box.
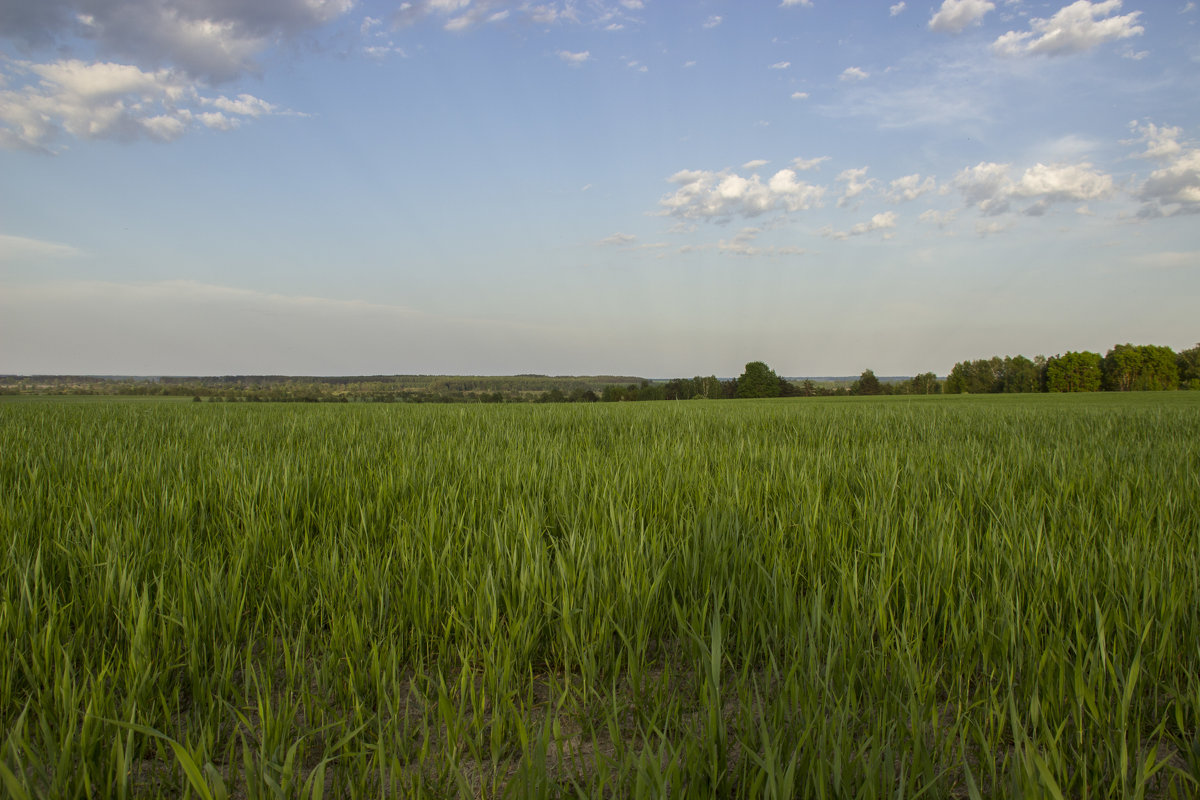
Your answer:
[954,162,1015,214]
[1013,162,1114,203]
[0,59,288,151]
[992,1,1143,57]
[557,49,591,65]
[1,0,354,82]
[1126,121,1184,160]
[0,233,84,261]
[206,93,277,117]
[822,211,898,240]
[1127,122,1200,216]
[836,166,876,207]
[890,2,907,16]
[790,91,809,100]
[703,15,723,29]
[659,167,826,220]
[840,66,870,81]
[928,0,995,33]
[780,0,813,6]
[792,155,829,170]
[886,173,937,202]
[770,61,791,70]
[743,159,769,169]
[952,160,1114,216]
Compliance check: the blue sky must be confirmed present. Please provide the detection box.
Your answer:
[1,0,1197,377]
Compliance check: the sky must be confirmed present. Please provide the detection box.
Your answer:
[1,0,1198,378]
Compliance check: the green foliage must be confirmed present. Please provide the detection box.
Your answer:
[945,357,1003,394]
[999,355,1043,393]
[850,369,883,396]
[735,361,781,399]
[1102,344,1179,391]
[1045,351,1103,393]
[908,372,942,395]
[1178,343,1200,389]
[2,395,1199,796]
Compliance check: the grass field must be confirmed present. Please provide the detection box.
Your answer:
[2,393,1198,798]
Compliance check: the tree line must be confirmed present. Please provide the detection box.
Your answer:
[943,343,1199,394]
[3,342,1196,403]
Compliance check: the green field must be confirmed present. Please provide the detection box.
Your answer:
[2,394,1198,798]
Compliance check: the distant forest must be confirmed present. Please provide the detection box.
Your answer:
[3,342,1197,403]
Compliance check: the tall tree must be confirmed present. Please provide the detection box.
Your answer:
[1102,344,1178,391]
[1177,344,1200,389]
[1044,351,1102,392]
[736,362,782,398]
[1000,355,1042,393]
[910,372,941,394]
[851,369,883,396]
[945,357,1003,393]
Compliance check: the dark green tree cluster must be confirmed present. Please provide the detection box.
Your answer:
[1179,344,1200,390]
[943,356,1044,394]
[848,369,941,396]
[1101,344,1179,391]
[1044,352,1102,393]
[944,343,1196,393]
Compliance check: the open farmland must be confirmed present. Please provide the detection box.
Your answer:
[2,394,1199,798]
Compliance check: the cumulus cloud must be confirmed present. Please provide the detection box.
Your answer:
[743,159,769,169]
[792,156,829,170]
[953,162,1015,214]
[822,211,898,240]
[836,166,876,207]
[928,0,995,33]
[952,160,1114,217]
[790,91,809,100]
[1126,121,1184,160]
[0,58,288,151]
[1127,121,1200,216]
[886,173,937,202]
[659,167,826,220]
[840,66,869,81]
[890,2,907,16]
[0,0,354,83]
[770,61,791,70]
[992,1,1143,57]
